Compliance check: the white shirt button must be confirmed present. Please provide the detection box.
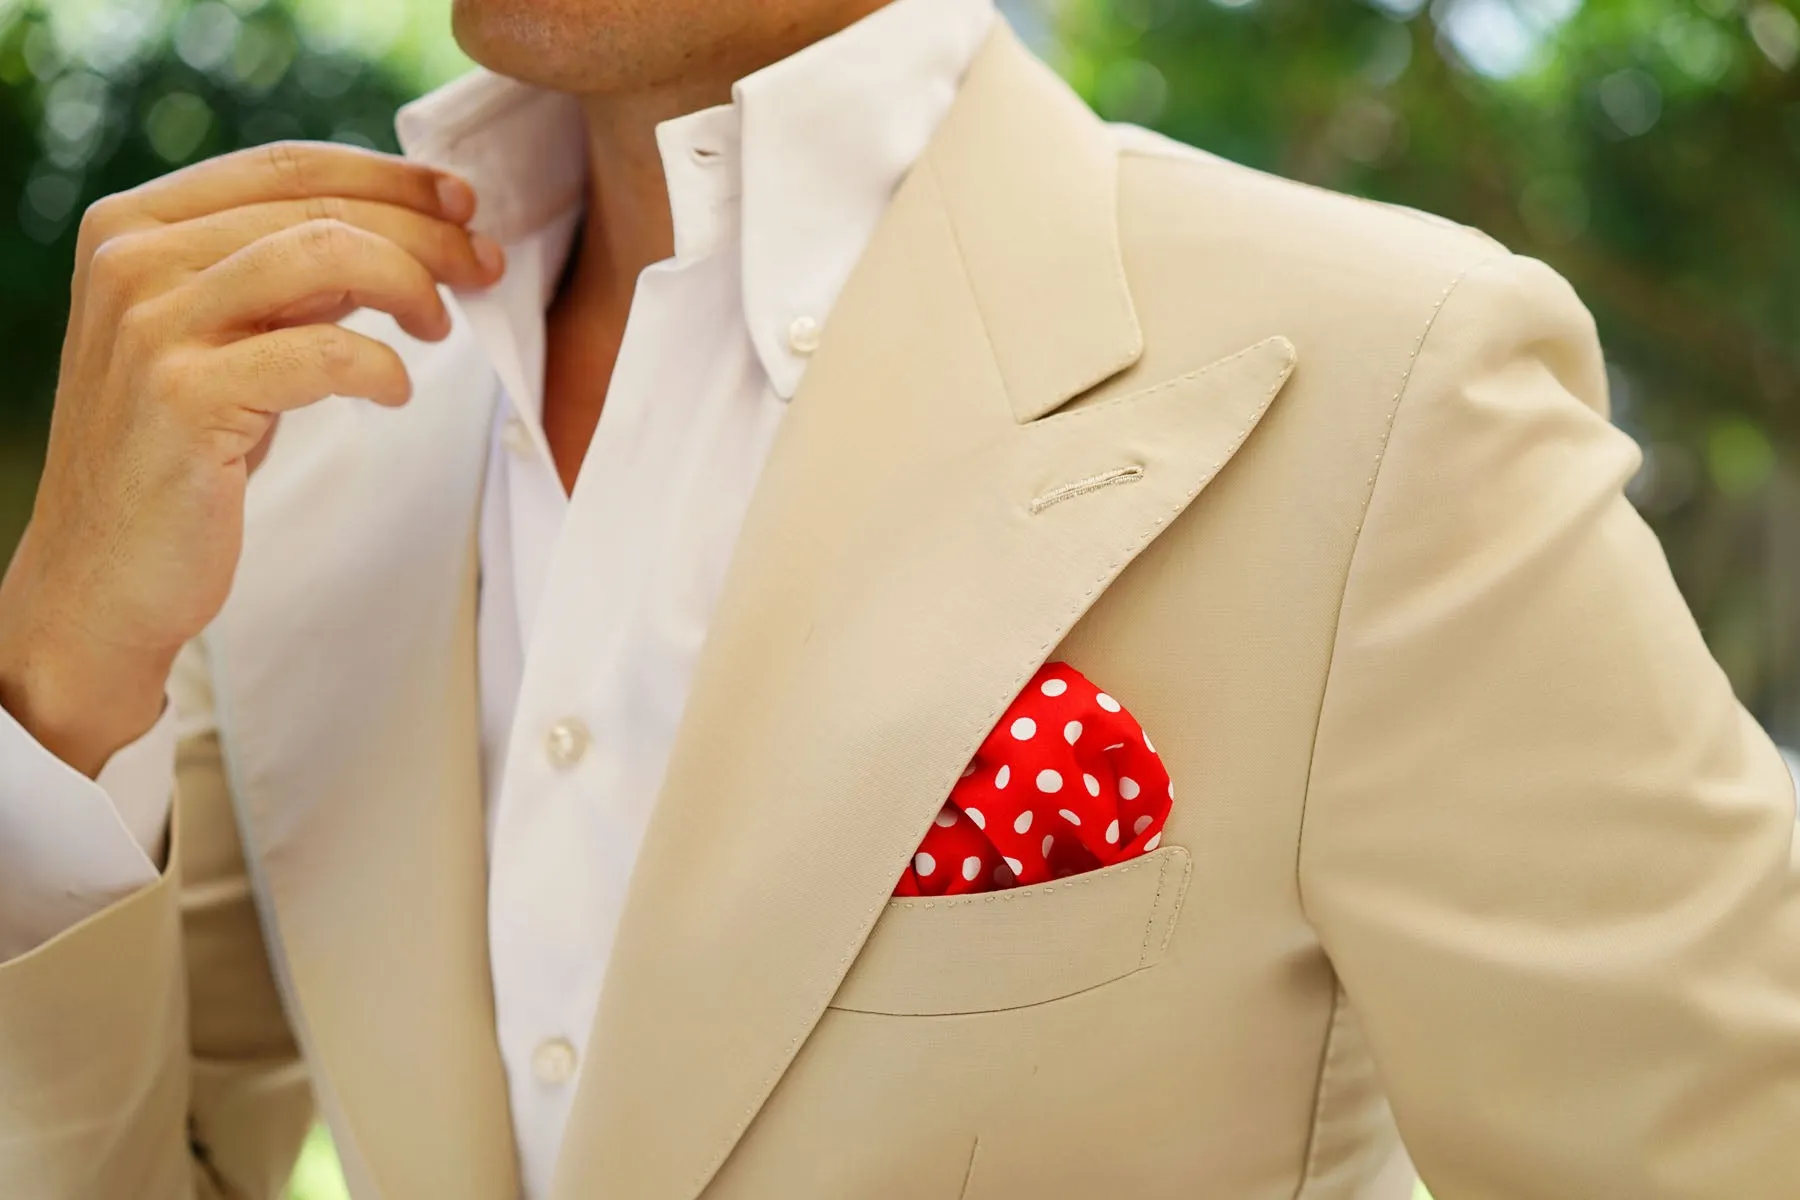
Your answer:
[501,416,533,456]
[544,718,590,769]
[787,315,821,355]
[531,1037,578,1085]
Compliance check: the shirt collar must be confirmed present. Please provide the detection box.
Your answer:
[395,0,996,400]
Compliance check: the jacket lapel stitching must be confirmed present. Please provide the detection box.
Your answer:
[1021,335,1290,435]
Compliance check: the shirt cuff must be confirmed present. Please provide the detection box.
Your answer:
[0,698,176,961]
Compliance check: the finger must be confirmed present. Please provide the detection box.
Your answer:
[197,323,413,413]
[179,219,451,343]
[128,140,475,228]
[138,197,504,296]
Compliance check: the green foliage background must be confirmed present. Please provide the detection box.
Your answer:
[0,1,1793,1196]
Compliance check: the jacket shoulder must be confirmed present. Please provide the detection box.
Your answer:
[1108,122,1511,353]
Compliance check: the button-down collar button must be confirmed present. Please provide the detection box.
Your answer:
[787,315,821,356]
[532,1037,578,1085]
[545,718,590,769]
[501,416,532,456]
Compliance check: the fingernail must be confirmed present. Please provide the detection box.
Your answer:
[437,175,476,222]
[472,234,505,277]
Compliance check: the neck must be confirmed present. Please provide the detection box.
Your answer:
[565,81,714,312]
[562,2,894,313]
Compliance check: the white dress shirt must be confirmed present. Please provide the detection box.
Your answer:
[0,0,995,1192]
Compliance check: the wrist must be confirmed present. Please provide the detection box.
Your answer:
[0,561,175,779]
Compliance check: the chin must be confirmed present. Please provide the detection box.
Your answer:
[452,0,791,97]
[451,0,630,92]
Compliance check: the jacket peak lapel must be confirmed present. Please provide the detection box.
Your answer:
[928,25,1145,423]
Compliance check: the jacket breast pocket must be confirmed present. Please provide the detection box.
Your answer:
[828,846,1192,1016]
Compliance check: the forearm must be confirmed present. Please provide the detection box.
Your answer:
[0,838,194,1197]
[0,640,309,1199]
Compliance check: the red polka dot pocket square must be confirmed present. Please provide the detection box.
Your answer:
[895,662,1172,896]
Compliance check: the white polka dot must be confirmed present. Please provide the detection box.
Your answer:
[1133,815,1153,836]
[1004,856,1024,875]
[1040,677,1068,697]
[1145,832,1162,851]
[1041,834,1054,858]
[934,808,957,828]
[961,856,981,882]
[1143,729,1155,752]
[965,807,986,830]
[995,764,1010,789]
[914,852,937,876]
[1119,776,1141,800]
[1168,780,1175,800]
[1095,692,1121,712]
[1083,773,1100,797]
[1036,769,1063,793]
[1105,819,1120,844]
[1058,808,1081,826]
[1010,716,1036,740]
[1064,720,1083,745]
[994,864,1015,886]
[960,762,976,778]
[1014,809,1033,834]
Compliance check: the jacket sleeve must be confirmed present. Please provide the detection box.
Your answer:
[1298,252,1800,1198]
[0,639,313,1198]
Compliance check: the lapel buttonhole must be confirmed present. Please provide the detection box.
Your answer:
[1029,463,1146,514]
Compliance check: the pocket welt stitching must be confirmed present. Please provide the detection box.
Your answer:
[881,851,1164,914]
[831,847,1191,1016]
[1137,852,1172,970]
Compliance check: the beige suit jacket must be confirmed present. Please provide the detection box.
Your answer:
[3,26,1797,1200]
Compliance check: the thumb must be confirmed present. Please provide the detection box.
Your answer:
[245,414,280,475]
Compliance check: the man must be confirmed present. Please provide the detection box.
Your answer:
[0,0,1795,1195]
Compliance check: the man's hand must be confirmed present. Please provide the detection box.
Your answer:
[0,141,505,778]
